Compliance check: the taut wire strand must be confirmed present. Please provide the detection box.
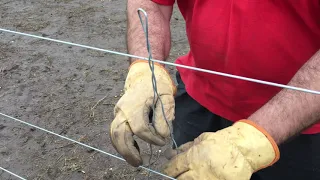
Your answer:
[0,166,27,180]
[0,112,176,180]
[0,28,319,95]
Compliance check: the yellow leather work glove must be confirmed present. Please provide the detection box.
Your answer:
[110,60,177,167]
[163,120,280,180]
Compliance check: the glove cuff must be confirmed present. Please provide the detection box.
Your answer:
[128,59,164,69]
[238,120,280,167]
[126,60,177,95]
[232,120,280,171]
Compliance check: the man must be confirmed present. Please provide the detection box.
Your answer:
[110,0,320,179]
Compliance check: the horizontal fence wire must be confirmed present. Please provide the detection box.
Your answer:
[0,28,320,95]
[0,112,176,180]
[0,166,27,180]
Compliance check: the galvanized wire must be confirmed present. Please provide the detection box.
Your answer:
[0,28,319,95]
[0,112,176,180]
[137,8,178,179]
[0,166,27,180]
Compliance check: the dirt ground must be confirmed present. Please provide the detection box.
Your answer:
[0,1,189,179]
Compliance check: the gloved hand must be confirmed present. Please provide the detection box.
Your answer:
[162,120,280,180]
[110,60,177,167]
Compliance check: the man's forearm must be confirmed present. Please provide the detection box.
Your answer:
[249,49,320,144]
[127,0,172,63]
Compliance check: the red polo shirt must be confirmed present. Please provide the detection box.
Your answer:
[152,0,320,134]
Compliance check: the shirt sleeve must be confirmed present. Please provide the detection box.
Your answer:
[151,0,175,6]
